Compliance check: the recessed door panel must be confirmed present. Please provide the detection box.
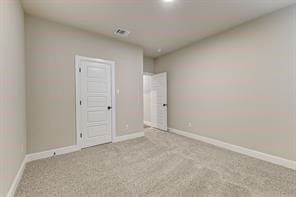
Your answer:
[87,66,107,79]
[87,96,107,107]
[87,81,107,93]
[87,111,107,123]
[87,124,107,137]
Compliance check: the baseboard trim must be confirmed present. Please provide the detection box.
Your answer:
[169,128,296,170]
[6,156,27,197]
[6,134,146,196]
[113,132,145,143]
[144,121,152,126]
[26,145,81,162]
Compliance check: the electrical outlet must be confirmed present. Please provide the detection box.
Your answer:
[188,122,192,128]
[125,124,129,129]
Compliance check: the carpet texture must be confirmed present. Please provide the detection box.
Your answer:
[16,128,296,197]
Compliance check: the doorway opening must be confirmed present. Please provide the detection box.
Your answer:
[143,72,168,131]
[143,73,153,128]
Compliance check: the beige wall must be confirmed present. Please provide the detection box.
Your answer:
[155,6,296,161]
[0,0,26,196]
[143,57,154,73]
[25,15,143,154]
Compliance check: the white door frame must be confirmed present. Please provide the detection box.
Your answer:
[75,55,116,148]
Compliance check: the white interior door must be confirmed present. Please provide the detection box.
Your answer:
[78,57,113,148]
[151,72,167,131]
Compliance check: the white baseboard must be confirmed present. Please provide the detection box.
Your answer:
[6,156,27,197]
[6,145,80,197]
[26,145,81,162]
[8,135,155,197]
[169,128,296,170]
[113,132,145,143]
[144,121,152,126]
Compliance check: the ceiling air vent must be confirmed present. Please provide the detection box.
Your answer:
[114,28,130,37]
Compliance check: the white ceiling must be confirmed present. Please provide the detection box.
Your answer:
[21,0,296,57]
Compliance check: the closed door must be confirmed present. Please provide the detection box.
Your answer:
[151,72,167,131]
[78,57,113,148]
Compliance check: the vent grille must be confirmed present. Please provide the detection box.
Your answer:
[114,28,130,37]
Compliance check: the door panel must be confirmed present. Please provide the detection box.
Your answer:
[80,58,112,148]
[87,111,107,123]
[87,96,107,107]
[87,81,107,93]
[87,124,108,137]
[87,66,107,79]
[151,72,167,131]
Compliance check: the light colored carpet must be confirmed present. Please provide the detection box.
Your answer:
[16,128,296,197]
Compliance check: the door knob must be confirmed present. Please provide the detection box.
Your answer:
[163,104,167,107]
[107,106,112,110]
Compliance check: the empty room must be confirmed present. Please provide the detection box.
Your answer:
[1,0,296,196]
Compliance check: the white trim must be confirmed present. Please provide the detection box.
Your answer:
[143,72,154,76]
[6,157,27,197]
[169,128,296,170]
[113,132,145,143]
[26,145,81,162]
[144,121,152,126]
[75,55,116,148]
[75,55,81,148]
[111,60,116,142]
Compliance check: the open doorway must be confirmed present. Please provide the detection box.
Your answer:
[143,73,153,128]
[143,72,168,131]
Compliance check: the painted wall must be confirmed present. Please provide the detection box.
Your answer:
[0,0,26,196]
[143,57,154,73]
[25,15,144,154]
[143,75,152,123]
[155,6,296,161]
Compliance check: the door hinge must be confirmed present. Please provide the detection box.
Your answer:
[80,133,82,138]
[80,100,82,105]
[79,67,81,72]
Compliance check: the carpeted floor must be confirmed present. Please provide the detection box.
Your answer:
[16,128,296,197]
